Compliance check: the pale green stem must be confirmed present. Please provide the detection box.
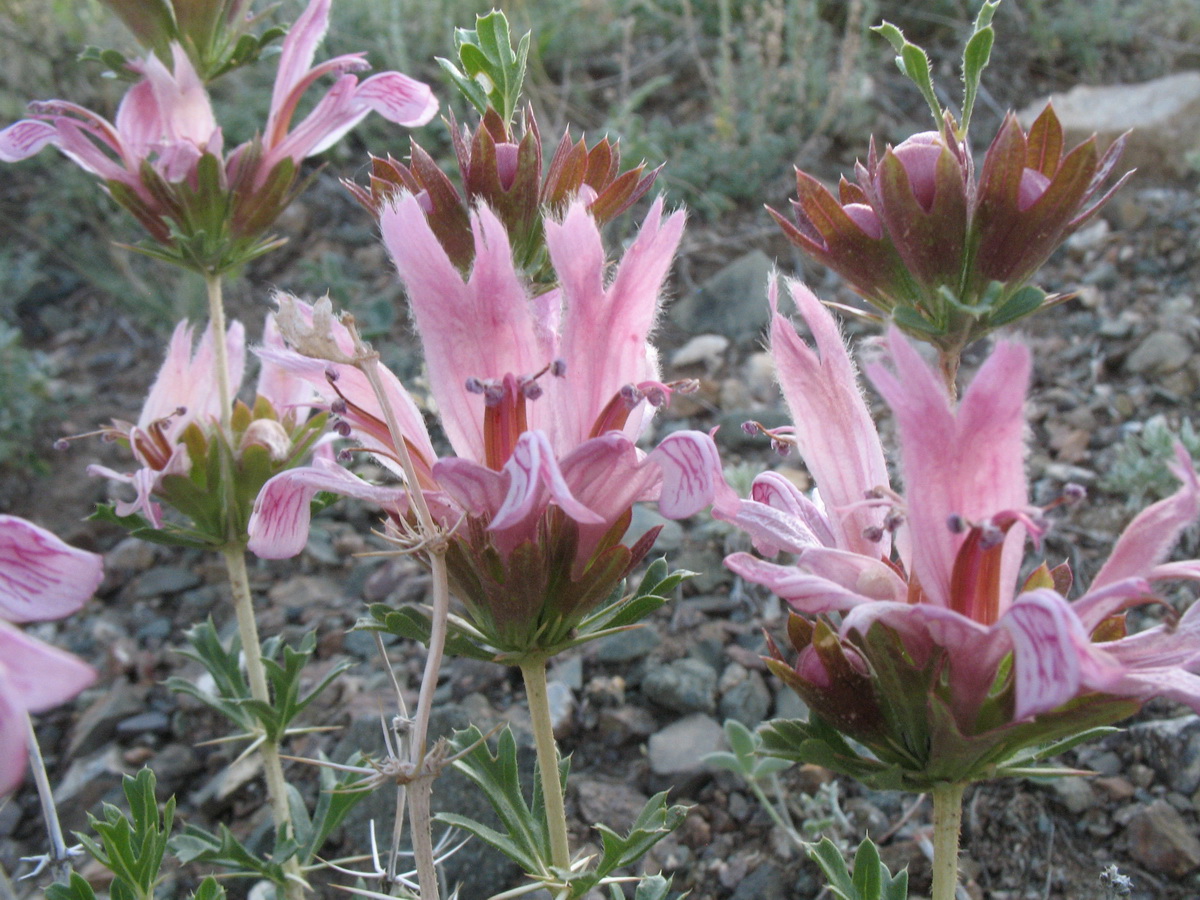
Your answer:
[407,777,440,900]
[357,354,450,896]
[204,273,233,434]
[520,659,570,872]
[931,782,966,900]
[25,713,72,884]
[223,546,305,900]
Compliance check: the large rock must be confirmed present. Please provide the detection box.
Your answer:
[670,250,774,343]
[1019,72,1200,182]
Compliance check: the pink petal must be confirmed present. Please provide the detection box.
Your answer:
[267,0,333,138]
[1092,443,1200,591]
[354,71,438,127]
[1000,590,1111,719]
[0,516,103,623]
[770,279,891,557]
[433,458,509,521]
[86,464,164,528]
[0,119,58,162]
[0,685,26,796]
[868,329,1030,610]
[382,194,543,462]
[545,198,684,448]
[557,433,662,559]
[0,621,95,713]
[247,459,408,559]
[490,431,604,538]
[646,430,736,520]
[254,313,319,416]
[750,471,836,549]
[725,553,877,613]
[0,622,96,794]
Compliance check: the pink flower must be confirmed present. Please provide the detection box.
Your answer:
[772,108,1130,351]
[0,0,435,271]
[725,280,1200,783]
[0,516,100,795]
[249,197,727,651]
[250,0,436,187]
[0,45,220,201]
[88,319,245,528]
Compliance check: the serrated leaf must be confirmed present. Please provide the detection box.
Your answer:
[852,838,883,899]
[806,838,855,896]
[191,877,227,900]
[45,872,98,900]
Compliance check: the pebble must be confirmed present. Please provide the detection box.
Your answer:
[671,333,730,371]
[1124,330,1192,376]
[670,249,773,343]
[594,626,660,663]
[546,680,576,738]
[135,566,202,598]
[1043,776,1098,814]
[718,671,771,728]
[648,713,725,775]
[1129,715,1200,794]
[1124,799,1200,877]
[574,777,649,830]
[642,658,718,714]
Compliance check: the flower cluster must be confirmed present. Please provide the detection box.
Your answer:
[0,0,436,273]
[719,280,1200,787]
[250,194,726,657]
[0,517,99,795]
[86,317,325,548]
[772,107,1130,352]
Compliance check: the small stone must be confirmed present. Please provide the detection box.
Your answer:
[1129,715,1200,794]
[671,333,729,372]
[549,656,584,691]
[105,537,156,572]
[1093,776,1136,802]
[267,574,344,607]
[1124,330,1192,376]
[643,658,717,714]
[648,713,725,775]
[574,777,649,830]
[773,686,807,720]
[115,710,171,738]
[596,705,657,743]
[69,679,148,756]
[1125,799,1200,876]
[670,250,773,342]
[718,671,771,728]
[595,626,660,663]
[626,505,684,553]
[1043,776,1098,814]
[135,566,202,598]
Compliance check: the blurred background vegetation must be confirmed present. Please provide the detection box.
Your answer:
[0,0,1198,471]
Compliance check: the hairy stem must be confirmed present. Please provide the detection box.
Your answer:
[25,714,72,883]
[520,659,570,872]
[407,777,440,900]
[931,782,966,900]
[357,353,451,896]
[223,546,305,900]
[204,273,233,434]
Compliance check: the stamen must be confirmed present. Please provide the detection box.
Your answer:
[1063,483,1086,503]
[978,522,1005,550]
[619,384,643,408]
[325,367,340,383]
[550,358,567,377]
[333,420,353,437]
[483,383,506,407]
[743,420,798,453]
[53,439,70,451]
[330,397,348,415]
[643,385,668,407]
[465,377,486,394]
[520,379,543,401]
[337,448,353,462]
[946,513,967,533]
[862,525,885,543]
[884,509,905,532]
